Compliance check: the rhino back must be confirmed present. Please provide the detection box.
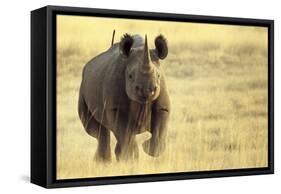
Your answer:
[81,44,129,126]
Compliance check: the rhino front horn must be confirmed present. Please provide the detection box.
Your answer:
[142,35,152,72]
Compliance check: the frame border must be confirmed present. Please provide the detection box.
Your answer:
[42,5,273,188]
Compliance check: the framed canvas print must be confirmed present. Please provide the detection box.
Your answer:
[31,5,274,188]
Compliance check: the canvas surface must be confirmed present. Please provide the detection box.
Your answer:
[56,15,268,179]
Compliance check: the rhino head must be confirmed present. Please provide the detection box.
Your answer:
[119,34,168,104]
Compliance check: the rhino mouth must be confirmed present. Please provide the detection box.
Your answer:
[135,94,156,104]
[139,96,150,102]
[127,89,156,104]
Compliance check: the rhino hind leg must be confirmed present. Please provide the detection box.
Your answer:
[78,93,97,137]
[78,94,111,162]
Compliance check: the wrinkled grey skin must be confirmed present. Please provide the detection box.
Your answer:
[78,34,170,161]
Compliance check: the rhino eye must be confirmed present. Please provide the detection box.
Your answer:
[129,74,133,79]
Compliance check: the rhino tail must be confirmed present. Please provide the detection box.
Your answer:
[111,30,116,47]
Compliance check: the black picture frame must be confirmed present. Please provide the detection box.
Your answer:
[31,5,274,188]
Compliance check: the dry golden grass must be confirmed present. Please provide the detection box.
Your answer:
[56,15,268,179]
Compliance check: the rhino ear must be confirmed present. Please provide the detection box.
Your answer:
[120,34,134,57]
[154,35,168,60]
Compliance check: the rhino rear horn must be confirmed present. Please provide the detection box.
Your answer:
[154,35,168,60]
[120,33,134,57]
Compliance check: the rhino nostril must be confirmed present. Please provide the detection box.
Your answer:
[150,86,157,92]
[136,85,140,91]
[149,86,157,96]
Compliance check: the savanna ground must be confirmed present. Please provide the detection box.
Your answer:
[56,15,268,179]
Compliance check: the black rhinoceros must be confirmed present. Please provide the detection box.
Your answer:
[78,33,170,161]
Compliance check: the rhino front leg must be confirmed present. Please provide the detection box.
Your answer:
[143,109,169,157]
[115,134,138,161]
[95,126,111,162]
